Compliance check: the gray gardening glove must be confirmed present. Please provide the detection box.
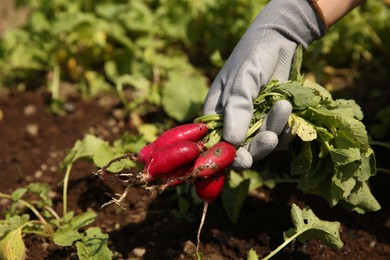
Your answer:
[203,0,326,169]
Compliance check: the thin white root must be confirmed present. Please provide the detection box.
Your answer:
[117,173,135,177]
[101,185,131,209]
[196,201,209,255]
[116,172,136,183]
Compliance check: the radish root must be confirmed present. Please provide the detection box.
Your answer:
[196,201,209,255]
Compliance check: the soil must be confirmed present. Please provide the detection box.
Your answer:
[0,89,389,260]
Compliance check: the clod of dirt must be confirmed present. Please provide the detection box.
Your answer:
[25,123,39,136]
[183,240,197,256]
[131,247,146,257]
[23,104,37,116]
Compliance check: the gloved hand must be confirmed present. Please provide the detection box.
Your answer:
[203,0,327,169]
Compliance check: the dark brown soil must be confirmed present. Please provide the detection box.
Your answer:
[0,89,389,260]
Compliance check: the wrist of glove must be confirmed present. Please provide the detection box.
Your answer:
[203,0,327,170]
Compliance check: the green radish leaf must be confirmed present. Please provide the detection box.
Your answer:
[62,134,108,167]
[8,215,29,232]
[254,62,379,213]
[112,132,147,154]
[289,114,317,141]
[303,80,333,103]
[284,204,344,249]
[162,70,208,122]
[116,74,150,91]
[76,227,112,260]
[242,170,276,191]
[332,99,364,120]
[355,148,376,182]
[221,170,276,224]
[309,107,369,152]
[0,225,7,239]
[340,181,381,213]
[64,134,137,173]
[222,173,250,224]
[330,175,357,204]
[63,211,75,224]
[289,45,304,82]
[70,211,97,230]
[246,248,260,260]
[95,3,124,19]
[242,170,265,192]
[228,171,245,187]
[210,50,225,68]
[0,227,26,260]
[275,81,321,110]
[0,215,29,238]
[27,182,53,206]
[329,147,361,167]
[10,188,28,201]
[92,142,135,172]
[138,124,158,143]
[53,227,80,247]
[85,71,112,96]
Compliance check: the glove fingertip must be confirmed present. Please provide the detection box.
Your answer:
[248,131,278,161]
[232,147,253,171]
[260,100,292,135]
[223,108,253,146]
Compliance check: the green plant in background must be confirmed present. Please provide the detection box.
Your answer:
[305,0,390,75]
[0,0,268,121]
[0,183,112,259]
[0,133,141,259]
[0,0,389,123]
[246,204,343,260]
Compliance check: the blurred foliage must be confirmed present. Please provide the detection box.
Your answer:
[0,0,389,127]
[0,0,267,122]
[305,0,390,81]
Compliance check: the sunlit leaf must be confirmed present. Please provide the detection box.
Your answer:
[289,114,317,141]
[284,204,344,249]
[62,134,107,167]
[0,227,26,260]
[162,70,208,122]
[247,248,259,260]
[138,124,158,143]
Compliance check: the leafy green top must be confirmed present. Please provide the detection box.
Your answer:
[248,46,380,213]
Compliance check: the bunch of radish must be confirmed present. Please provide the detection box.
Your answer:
[97,122,236,254]
[138,123,236,200]
[99,122,235,198]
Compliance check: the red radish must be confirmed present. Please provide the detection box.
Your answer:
[194,170,225,254]
[138,144,154,163]
[193,141,236,178]
[138,123,209,163]
[194,171,225,202]
[142,141,203,182]
[161,164,194,188]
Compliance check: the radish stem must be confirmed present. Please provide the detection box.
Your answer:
[262,227,310,260]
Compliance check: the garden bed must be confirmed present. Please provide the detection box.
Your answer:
[1,90,389,259]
